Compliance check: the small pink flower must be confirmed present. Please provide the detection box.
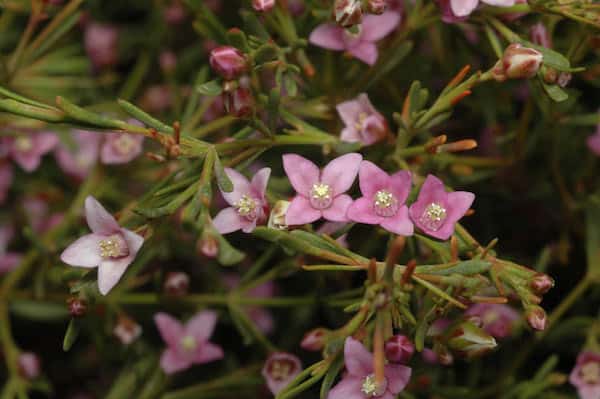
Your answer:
[347,161,413,235]
[262,352,302,395]
[283,153,362,225]
[337,93,388,145]
[55,130,101,180]
[164,271,190,297]
[0,225,22,274]
[253,0,275,12]
[60,196,144,295]
[84,22,119,69]
[114,315,142,345]
[154,311,224,374]
[2,132,58,172]
[328,337,411,399]
[587,125,600,156]
[309,11,400,66]
[447,0,515,18]
[23,196,64,234]
[213,167,270,234]
[569,351,600,399]
[18,352,41,379]
[0,161,13,204]
[101,132,144,164]
[408,175,474,240]
[464,303,520,339]
[224,274,275,334]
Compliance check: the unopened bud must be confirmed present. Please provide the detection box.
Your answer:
[268,200,290,230]
[526,305,547,331]
[557,72,572,88]
[333,0,363,27]
[18,352,41,379]
[438,139,478,153]
[253,0,275,12]
[198,233,219,258]
[530,273,554,295]
[159,50,177,73]
[300,328,330,351]
[446,321,497,358]
[223,87,254,117]
[366,0,387,14]
[163,271,190,296]
[492,44,543,81]
[67,297,88,318]
[385,335,414,363]
[209,46,248,80]
[113,314,142,345]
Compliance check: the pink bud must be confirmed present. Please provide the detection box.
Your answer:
[18,352,40,379]
[529,23,552,49]
[557,72,572,88]
[209,46,247,80]
[67,297,88,318]
[366,0,387,14]
[163,272,190,296]
[492,44,543,81]
[198,234,219,258]
[252,0,275,12]
[333,0,363,27]
[300,328,329,351]
[526,305,547,331]
[385,335,414,363]
[223,87,254,118]
[159,51,177,73]
[530,273,554,295]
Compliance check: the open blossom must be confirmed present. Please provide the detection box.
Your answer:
[212,167,270,234]
[447,0,514,18]
[309,11,400,66]
[224,274,275,334]
[2,132,58,172]
[0,161,13,204]
[337,93,388,145]
[60,196,144,295]
[55,130,101,179]
[347,161,413,235]
[408,174,474,240]
[569,351,600,399]
[464,303,520,339]
[101,132,144,164]
[283,153,362,225]
[262,352,302,395]
[587,125,600,156]
[328,337,411,399]
[154,311,223,374]
[0,225,22,274]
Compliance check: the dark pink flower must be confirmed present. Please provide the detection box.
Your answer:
[347,161,413,235]
[408,174,474,240]
[209,46,248,80]
[55,130,101,180]
[154,311,223,374]
[328,337,411,399]
[309,11,400,66]
[587,125,600,156]
[224,274,275,334]
[101,132,144,164]
[569,351,600,399]
[385,335,414,363]
[0,225,22,274]
[2,132,58,172]
[464,304,520,339]
[212,167,270,234]
[262,352,302,395]
[60,196,144,295]
[84,22,119,69]
[337,94,388,145]
[0,161,13,204]
[283,153,362,225]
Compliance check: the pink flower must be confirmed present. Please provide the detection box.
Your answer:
[212,167,270,234]
[448,0,515,18]
[2,132,58,172]
[60,196,144,295]
[140,85,173,113]
[23,196,64,234]
[55,130,101,180]
[113,315,142,345]
[408,175,474,240]
[283,153,362,225]
[587,125,600,156]
[0,161,13,204]
[569,351,600,399]
[253,0,275,12]
[337,94,388,145]
[101,132,144,164]
[464,303,520,339]
[18,352,41,379]
[385,335,414,364]
[154,311,224,374]
[309,11,400,66]
[223,274,275,334]
[347,161,413,235]
[262,352,302,395]
[84,22,119,69]
[328,337,411,399]
[530,23,552,48]
[0,225,22,274]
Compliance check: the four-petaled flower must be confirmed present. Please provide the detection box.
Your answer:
[569,351,600,399]
[55,130,101,180]
[262,352,302,395]
[408,174,474,240]
[283,153,362,225]
[101,132,144,164]
[337,94,388,145]
[2,132,58,172]
[347,161,413,235]
[154,311,224,374]
[328,337,411,399]
[60,196,144,295]
[212,167,271,234]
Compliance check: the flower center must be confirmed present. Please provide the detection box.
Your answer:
[310,183,333,209]
[373,190,398,217]
[113,135,137,155]
[268,359,295,381]
[419,202,447,231]
[98,234,129,259]
[354,112,368,131]
[14,137,33,152]
[361,374,387,397]
[180,335,197,352]
[234,195,258,220]
[580,362,600,385]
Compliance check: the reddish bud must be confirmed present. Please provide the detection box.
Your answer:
[526,305,547,331]
[300,328,330,351]
[366,0,387,14]
[209,46,248,80]
[252,0,276,12]
[163,271,190,296]
[333,0,363,27]
[223,87,254,117]
[530,273,554,295]
[384,334,414,363]
[67,297,88,318]
[492,44,543,81]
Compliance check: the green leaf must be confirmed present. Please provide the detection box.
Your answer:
[117,99,174,133]
[415,259,491,276]
[540,81,568,102]
[11,300,69,322]
[226,28,250,52]
[320,352,344,399]
[196,80,223,96]
[254,43,279,64]
[240,9,270,40]
[518,39,571,71]
[586,200,600,281]
[283,72,298,97]
[62,318,80,351]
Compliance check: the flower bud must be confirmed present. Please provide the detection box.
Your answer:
[223,87,254,117]
[385,334,414,363]
[209,46,248,80]
[253,0,275,12]
[300,327,330,351]
[268,200,290,230]
[163,271,190,296]
[530,23,552,48]
[198,232,219,258]
[262,352,302,395]
[530,273,554,295]
[446,321,497,358]
[159,50,177,73]
[333,0,363,27]
[366,0,387,14]
[526,305,547,331]
[557,72,572,88]
[492,44,543,81]
[113,314,142,345]
[67,297,88,318]
[18,352,41,379]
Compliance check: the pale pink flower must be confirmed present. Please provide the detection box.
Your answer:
[84,22,119,69]
[212,167,270,234]
[408,175,474,240]
[347,161,413,235]
[328,337,411,399]
[587,125,600,156]
[0,161,13,204]
[23,196,64,234]
[101,132,144,164]
[113,315,142,345]
[309,11,400,65]
[154,311,223,374]
[569,351,600,399]
[464,303,520,339]
[2,132,58,172]
[224,274,275,334]
[283,153,362,225]
[0,225,22,274]
[448,0,515,18]
[262,352,302,395]
[55,130,101,180]
[337,94,388,145]
[18,352,41,379]
[60,196,144,295]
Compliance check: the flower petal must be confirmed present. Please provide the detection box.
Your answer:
[309,24,345,51]
[60,233,103,267]
[481,0,515,6]
[321,153,362,196]
[85,196,120,235]
[121,229,144,256]
[154,312,184,347]
[380,206,414,236]
[250,167,271,198]
[97,256,133,295]
[340,127,361,143]
[389,170,412,204]
[285,196,321,225]
[327,376,364,399]
[221,168,251,206]
[347,197,382,224]
[336,97,366,127]
[186,310,218,342]
[212,207,247,234]
[322,194,353,222]
[349,42,378,66]
[282,154,320,196]
[360,12,401,42]
[450,0,479,17]
[0,253,22,274]
[384,364,412,394]
[358,160,390,197]
[160,347,192,374]
[194,342,224,364]
[344,337,373,376]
